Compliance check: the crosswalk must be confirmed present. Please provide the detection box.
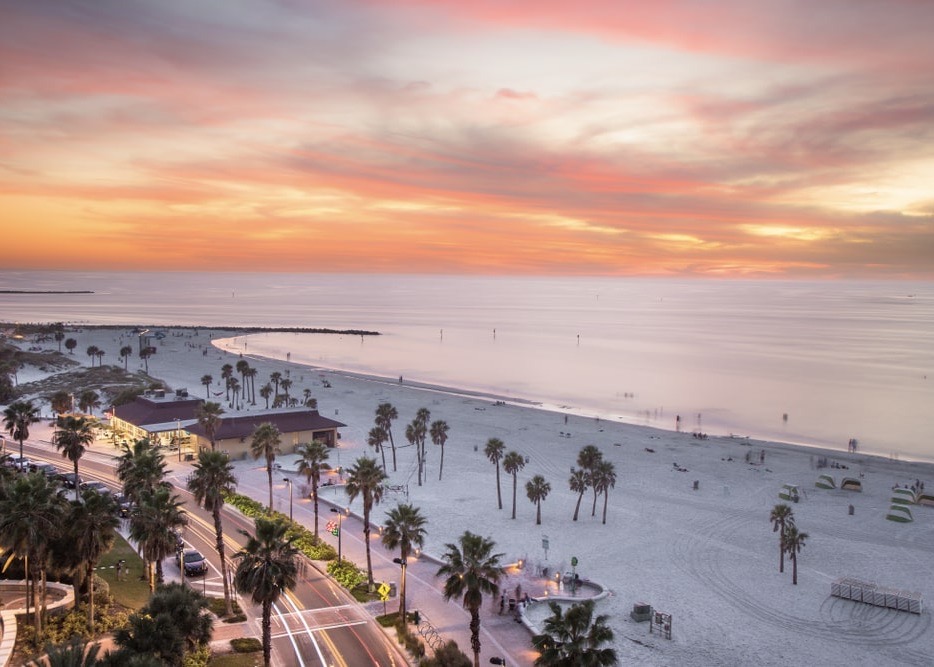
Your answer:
[266,603,370,638]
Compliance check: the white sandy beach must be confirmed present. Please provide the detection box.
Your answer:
[8,326,934,666]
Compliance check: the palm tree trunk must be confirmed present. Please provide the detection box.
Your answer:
[388,430,397,471]
[792,554,798,585]
[399,548,408,621]
[536,501,541,525]
[380,442,387,473]
[439,444,444,481]
[469,607,481,667]
[267,465,273,512]
[87,561,96,631]
[213,506,233,616]
[778,522,785,573]
[573,492,583,521]
[364,505,374,588]
[74,460,81,503]
[262,601,272,667]
[495,465,503,510]
[511,474,517,519]
[591,487,598,516]
[602,491,609,524]
[312,482,320,538]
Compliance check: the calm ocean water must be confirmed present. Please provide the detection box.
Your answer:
[2,271,932,461]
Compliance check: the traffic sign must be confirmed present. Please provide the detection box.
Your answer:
[378,582,391,601]
[571,556,578,567]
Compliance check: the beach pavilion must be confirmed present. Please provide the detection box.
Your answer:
[111,392,346,460]
[185,407,346,459]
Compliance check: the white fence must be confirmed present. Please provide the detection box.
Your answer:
[831,577,922,614]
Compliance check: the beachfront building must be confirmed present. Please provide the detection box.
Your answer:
[110,389,201,458]
[111,392,345,460]
[185,407,346,459]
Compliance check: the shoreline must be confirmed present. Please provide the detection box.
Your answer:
[212,333,934,469]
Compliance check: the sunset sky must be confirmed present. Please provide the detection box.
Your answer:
[2,0,933,277]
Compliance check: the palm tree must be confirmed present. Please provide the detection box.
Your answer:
[280,378,293,403]
[593,460,617,525]
[116,438,168,507]
[0,472,68,634]
[259,382,273,409]
[532,599,617,666]
[200,374,213,398]
[234,517,299,667]
[70,489,120,631]
[129,486,187,591]
[344,455,387,588]
[49,390,72,415]
[229,377,241,409]
[367,425,388,472]
[437,531,505,667]
[86,345,100,367]
[54,329,66,353]
[569,468,589,522]
[770,504,795,574]
[405,417,428,486]
[484,438,506,510]
[250,422,282,511]
[3,399,41,465]
[269,371,282,397]
[502,451,525,519]
[52,414,95,502]
[78,390,101,415]
[245,366,258,404]
[221,363,234,401]
[526,475,551,525]
[120,345,133,370]
[375,403,399,471]
[95,349,105,366]
[381,503,427,621]
[196,401,224,451]
[430,420,450,481]
[236,359,250,397]
[188,449,238,616]
[783,525,808,585]
[29,636,102,667]
[139,346,154,373]
[296,440,329,538]
[64,338,77,354]
[577,445,604,517]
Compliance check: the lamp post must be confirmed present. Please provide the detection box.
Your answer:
[330,507,343,562]
[175,418,181,462]
[283,478,293,522]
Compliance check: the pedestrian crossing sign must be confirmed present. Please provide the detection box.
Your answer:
[378,582,391,601]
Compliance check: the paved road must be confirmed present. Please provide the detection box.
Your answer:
[17,434,541,666]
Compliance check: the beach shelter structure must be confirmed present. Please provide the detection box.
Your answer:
[779,484,800,502]
[815,474,836,490]
[918,494,934,507]
[841,478,862,492]
[110,390,203,456]
[886,505,913,523]
[891,488,917,505]
[186,407,345,458]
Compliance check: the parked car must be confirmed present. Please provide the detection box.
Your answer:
[32,462,58,478]
[57,472,83,488]
[113,493,132,517]
[176,549,208,577]
[80,480,110,495]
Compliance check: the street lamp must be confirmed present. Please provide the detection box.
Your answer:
[283,478,293,522]
[330,508,344,562]
[393,557,408,621]
[175,418,181,462]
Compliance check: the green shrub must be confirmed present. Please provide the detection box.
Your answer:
[231,637,262,653]
[326,559,365,590]
[223,492,337,561]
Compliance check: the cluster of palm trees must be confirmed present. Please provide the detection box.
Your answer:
[366,402,451,484]
[569,445,617,525]
[770,503,809,585]
[484,438,555,525]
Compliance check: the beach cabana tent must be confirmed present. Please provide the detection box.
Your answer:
[779,484,800,502]
[891,488,916,505]
[815,474,835,490]
[918,494,934,507]
[841,478,862,492]
[886,505,913,523]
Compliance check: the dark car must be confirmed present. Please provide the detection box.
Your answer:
[113,493,132,517]
[176,549,208,577]
[58,472,83,488]
[32,462,58,478]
